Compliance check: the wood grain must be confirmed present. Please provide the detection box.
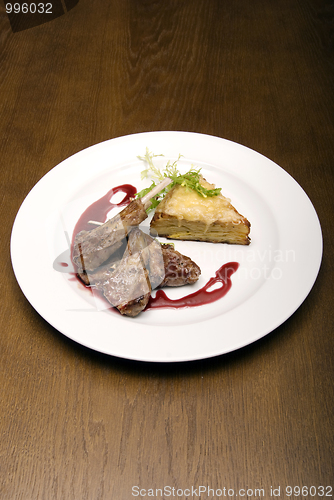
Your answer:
[0,0,333,498]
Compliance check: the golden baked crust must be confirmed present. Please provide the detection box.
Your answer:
[150,178,251,245]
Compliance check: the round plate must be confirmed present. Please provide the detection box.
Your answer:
[10,132,323,362]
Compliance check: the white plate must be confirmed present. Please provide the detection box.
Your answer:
[10,132,323,362]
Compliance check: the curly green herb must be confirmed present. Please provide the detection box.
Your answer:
[136,148,221,211]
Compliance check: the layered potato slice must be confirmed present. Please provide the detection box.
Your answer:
[150,177,251,245]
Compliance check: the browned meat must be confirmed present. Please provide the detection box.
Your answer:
[137,231,166,289]
[76,228,201,317]
[77,228,160,288]
[79,228,161,316]
[125,230,201,289]
[77,239,127,285]
[160,244,201,287]
[72,199,148,272]
[94,252,152,317]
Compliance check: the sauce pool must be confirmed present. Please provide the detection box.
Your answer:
[71,184,136,244]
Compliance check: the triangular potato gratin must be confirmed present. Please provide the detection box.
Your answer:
[150,176,251,245]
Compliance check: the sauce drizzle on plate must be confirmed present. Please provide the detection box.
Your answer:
[146,262,239,310]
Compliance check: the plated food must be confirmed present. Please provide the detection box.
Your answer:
[71,149,251,317]
[150,176,251,245]
[11,131,322,361]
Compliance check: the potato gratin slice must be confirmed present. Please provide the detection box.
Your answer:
[150,177,251,245]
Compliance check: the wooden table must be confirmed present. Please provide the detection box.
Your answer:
[1,1,333,498]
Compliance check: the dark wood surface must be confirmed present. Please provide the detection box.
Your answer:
[1,1,333,498]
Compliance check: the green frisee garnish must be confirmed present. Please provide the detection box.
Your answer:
[136,148,221,211]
